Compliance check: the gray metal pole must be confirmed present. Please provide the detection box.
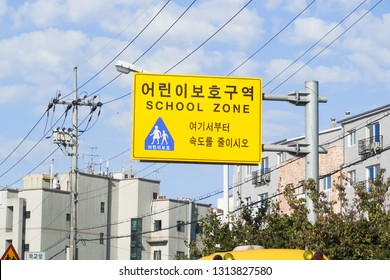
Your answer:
[69,67,79,260]
[305,80,319,224]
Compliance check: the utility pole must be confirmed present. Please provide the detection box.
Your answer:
[69,66,79,261]
[50,67,102,260]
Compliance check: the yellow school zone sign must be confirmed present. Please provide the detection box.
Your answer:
[132,73,262,164]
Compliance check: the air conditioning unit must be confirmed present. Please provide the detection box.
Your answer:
[261,173,271,184]
[157,195,166,200]
[370,142,381,154]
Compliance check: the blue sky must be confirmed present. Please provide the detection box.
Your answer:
[0,0,389,207]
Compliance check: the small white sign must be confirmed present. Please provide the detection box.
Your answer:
[25,252,45,260]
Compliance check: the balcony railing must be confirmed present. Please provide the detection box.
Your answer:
[358,135,383,156]
[252,168,271,186]
[354,180,373,193]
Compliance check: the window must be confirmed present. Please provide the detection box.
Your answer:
[6,206,13,231]
[154,220,162,231]
[23,243,30,252]
[261,157,269,171]
[245,197,251,206]
[368,122,380,142]
[66,213,71,222]
[153,250,162,260]
[24,211,31,219]
[258,193,268,208]
[195,223,203,235]
[100,202,105,214]
[348,130,356,147]
[367,164,380,192]
[348,170,356,186]
[321,176,332,191]
[245,166,252,177]
[130,218,143,260]
[130,243,142,260]
[177,221,185,233]
[131,218,142,232]
[176,251,185,258]
[99,233,104,244]
[277,152,287,164]
[153,192,158,199]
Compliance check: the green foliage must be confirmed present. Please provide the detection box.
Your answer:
[190,170,390,260]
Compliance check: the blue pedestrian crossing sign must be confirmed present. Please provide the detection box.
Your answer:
[145,118,174,151]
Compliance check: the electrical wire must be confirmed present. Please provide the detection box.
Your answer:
[321,110,390,148]
[263,0,368,89]
[3,1,381,258]
[81,0,198,100]
[0,111,67,179]
[227,0,317,76]
[60,0,172,100]
[269,0,383,93]
[103,92,131,105]
[164,0,253,74]
[0,110,48,167]
[133,0,198,64]
[77,0,159,67]
[6,147,60,188]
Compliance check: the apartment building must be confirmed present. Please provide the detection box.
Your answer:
[0,172,210,260]
[232,104,390,214]
[339,104,390,205]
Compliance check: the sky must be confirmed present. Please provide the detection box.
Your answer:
[0,0,389,207]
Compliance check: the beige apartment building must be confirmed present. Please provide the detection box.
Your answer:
[0,172,210,260]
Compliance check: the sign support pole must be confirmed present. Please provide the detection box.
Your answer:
[263,81,326,224]
[304,80,319,224]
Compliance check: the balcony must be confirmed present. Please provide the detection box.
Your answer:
[252,168,271,186]
[358,135,383,157]
[354,180,373,193]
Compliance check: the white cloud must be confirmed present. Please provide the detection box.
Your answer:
[262,109,301,121]
[282,17,345,45]
[0,28,89,82]
[11,0,65,28]
[263,0,309,13]
[318,0,373,14]
[104,110,131,133]
[0,0,8,17]
[0,85,27,105]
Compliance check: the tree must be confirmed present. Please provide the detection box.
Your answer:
[190,170,390,260]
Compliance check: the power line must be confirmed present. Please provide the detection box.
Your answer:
[269,0,383,93]
[0,109,49,167]
[6,147,60,188]
[77,0,160,68]
[227,0,317,76]
[60,0,172,100]
[81,0,198,101]
[133,0,198,64]
[0,110,67,179]
[263,0,368,89]
[321,110,390,148]
[164,0,253,73]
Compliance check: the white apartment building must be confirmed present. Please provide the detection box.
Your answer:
[339,104,390,205]
[232,104,390,214]
[0,172,210,260]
